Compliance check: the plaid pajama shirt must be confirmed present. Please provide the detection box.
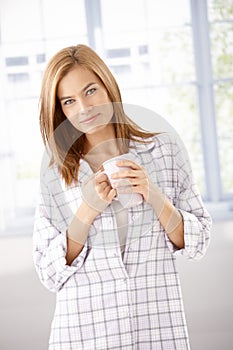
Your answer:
[33,132,211,350]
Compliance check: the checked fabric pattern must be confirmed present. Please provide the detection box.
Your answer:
[33,133,212,350]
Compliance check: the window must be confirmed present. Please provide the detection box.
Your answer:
[0,0,232,235]
[99,0,204,194]
[98,0,233,205]
[208,0,233,196]
[0,0,88,235]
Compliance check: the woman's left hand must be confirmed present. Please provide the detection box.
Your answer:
[110,159,156,205]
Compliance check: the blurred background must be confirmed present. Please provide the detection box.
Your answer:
[0,0,232,349]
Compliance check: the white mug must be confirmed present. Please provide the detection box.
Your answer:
[102,154,143,208]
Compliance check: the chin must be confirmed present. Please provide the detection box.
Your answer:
[85,119,114,135]
[85,124,108,135]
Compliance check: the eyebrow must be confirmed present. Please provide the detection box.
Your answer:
[59,82,96,101]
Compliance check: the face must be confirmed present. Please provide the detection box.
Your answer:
[57,65,114,134]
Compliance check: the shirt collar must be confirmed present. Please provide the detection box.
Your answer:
[129,137,155,154]
[78,136,155,184]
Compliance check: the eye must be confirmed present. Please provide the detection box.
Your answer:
[86,87,96,96]
[64,99,75,105]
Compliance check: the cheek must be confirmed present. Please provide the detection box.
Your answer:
[107,103,114,118]
[98,89,111,103]
[60,107,80,130]
[99,102,113,120]
[61,105,78,120]
[61,104,69,118]
[102,93,113,115]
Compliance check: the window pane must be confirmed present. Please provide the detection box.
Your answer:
[214,82,233,194]
[101,0,146,35]
[0,0,87,235]
[42,0,87,39]
[107,48,131,59]
[157,86,205,195]
[104,26,195,87]
[147,27,195,84]
[5,98,43,205]
[122,85,206,195]
[36,54,46,64]
[7,73,29,83]
[101,1,194,84]
[208,0,233,21]
[0,0,43,41]
[101,0,190,33]
[210,22,233,79]
[6,57,29,66]
[101,0,202,192]
[145,0,191,26]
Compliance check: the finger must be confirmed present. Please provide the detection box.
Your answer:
[96,181,108,194]
[115,159,140,170]
[112,178,132,188]
[117,184,145,195]
[111,168,146,180]
[107,188,117,201]
[110,169,137,179]
[95,171,109,183]
[112,177,146,188]
[101,185,115,201]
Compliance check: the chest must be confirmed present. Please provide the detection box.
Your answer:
[51,149,177,232]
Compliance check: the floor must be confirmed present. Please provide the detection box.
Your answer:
[0,220,232,350]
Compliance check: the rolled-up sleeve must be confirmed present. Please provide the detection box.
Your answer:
[164,135,212,260]
[33,180,88,293]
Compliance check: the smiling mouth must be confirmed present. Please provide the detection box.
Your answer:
[80,114,99,124]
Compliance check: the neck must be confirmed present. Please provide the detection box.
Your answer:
[83,124,122,171]
[84,124,116,153]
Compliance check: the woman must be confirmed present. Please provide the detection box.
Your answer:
[33,44,211,350]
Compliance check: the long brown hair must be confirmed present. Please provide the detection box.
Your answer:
[39,44,156,186]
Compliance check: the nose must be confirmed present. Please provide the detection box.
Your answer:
[78,98,93,115]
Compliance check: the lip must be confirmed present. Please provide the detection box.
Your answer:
[80,114,99,124]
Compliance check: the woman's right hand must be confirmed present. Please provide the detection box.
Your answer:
[66,172,116,264]
[81,171,117,215]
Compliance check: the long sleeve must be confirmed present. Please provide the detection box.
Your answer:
[163,134,212,260]
[33,178,88,293]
